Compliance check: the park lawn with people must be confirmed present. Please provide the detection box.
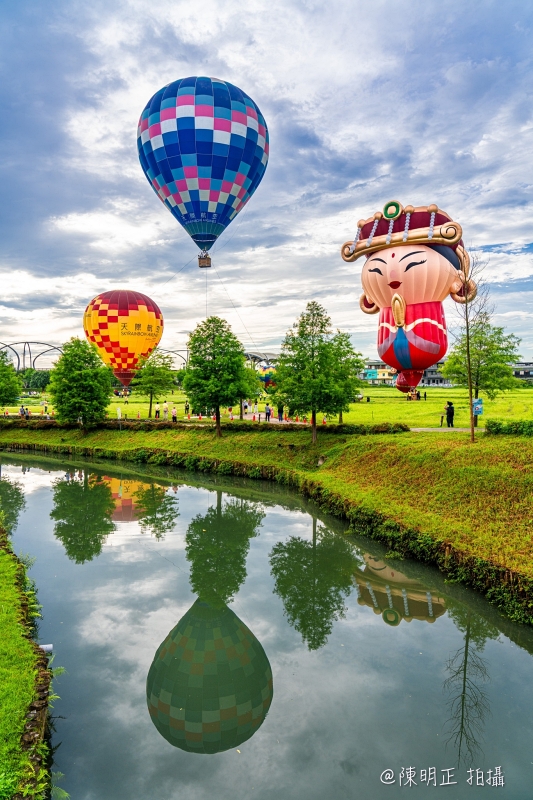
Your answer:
[5,385,533,428]
[336,385,533,429]
[1,425,533,580]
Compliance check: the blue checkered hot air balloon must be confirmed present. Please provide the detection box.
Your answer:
[137,76,269,266]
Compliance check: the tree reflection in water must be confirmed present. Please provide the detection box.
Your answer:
[185,490,264,607]
[0,474,25,535]
[443,604,498,764]
[270,517,359,650]
[50,472,116,563]
[133,483,179,540]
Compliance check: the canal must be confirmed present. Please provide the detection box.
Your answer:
[1,454,532,798]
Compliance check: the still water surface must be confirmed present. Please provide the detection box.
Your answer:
[1,454,533,799]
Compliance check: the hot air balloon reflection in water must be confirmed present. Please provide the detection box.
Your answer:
[137,76,269,268]
[341,202,477,392]
[146,600,273,754]
[83,290,163,387]
[146,492,272,753]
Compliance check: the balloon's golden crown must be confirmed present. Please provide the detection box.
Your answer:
[341,201,469,276]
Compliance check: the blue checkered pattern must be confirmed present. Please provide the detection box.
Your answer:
[137,76,269,251]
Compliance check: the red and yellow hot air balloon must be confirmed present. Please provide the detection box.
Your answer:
[83,290,164,386]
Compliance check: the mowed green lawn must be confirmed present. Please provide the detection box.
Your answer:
[6,385,533,427]
[340,386,533,428]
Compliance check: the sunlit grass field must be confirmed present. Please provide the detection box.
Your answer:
[7,385,533,428]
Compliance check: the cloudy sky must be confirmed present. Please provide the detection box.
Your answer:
[1,0,533,359]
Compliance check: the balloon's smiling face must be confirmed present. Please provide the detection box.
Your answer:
[361,244,462,308]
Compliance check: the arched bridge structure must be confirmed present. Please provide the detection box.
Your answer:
[0,343,276,371]
[243,351,279,366]
[0,342,63,371]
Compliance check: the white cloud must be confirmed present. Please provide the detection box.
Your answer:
[3,0,533,355]
[52,201,176,253]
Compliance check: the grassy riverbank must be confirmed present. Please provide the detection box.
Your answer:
[0,524,48,799]
[1,424,533,595]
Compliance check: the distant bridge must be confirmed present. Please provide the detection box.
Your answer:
[243,351,279,365]
[0,341,63,371]
[0,341,277,371]
[0,341,191,372]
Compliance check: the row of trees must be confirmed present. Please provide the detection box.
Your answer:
[180,304,365,441]
[0,303,366,438]
[0,288,523,437]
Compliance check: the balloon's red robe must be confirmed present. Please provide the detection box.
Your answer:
[377,301,448,387]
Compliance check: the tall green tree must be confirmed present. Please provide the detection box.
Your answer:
[330,331,365,423]
[49,338,113,426]
[275,302,356,442]
[0,351,23,409]
[27,369,51,392]
[20,368,50,391]
[185,492,264,607]
[0,476,26,534]
[131,349,176,418]
[270,518,358,650]
[183,316,251,436]
[133,483,179,539]
[50,472,116,562]
[441,313,520,426]
[20,368,35,390]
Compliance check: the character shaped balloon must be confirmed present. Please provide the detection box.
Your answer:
[341,202,476,391]
[137,76,269,268]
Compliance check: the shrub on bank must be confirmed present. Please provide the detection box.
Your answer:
[486,419,533,436]
[0,418,409,435]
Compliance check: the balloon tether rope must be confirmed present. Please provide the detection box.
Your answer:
[212,265,258,349]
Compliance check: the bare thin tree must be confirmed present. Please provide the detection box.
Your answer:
[447,250,492,442]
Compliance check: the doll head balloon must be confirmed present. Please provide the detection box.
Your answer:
[341,201,476,391]
[341,201,476,313]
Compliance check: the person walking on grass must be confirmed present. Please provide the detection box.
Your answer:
[163,401,169,421]
[445,401,455,428]
[172,406,177,423]
[155,402,160,420]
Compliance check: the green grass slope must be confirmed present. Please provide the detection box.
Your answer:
[1,425,532,577]
[0,529,42,798]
